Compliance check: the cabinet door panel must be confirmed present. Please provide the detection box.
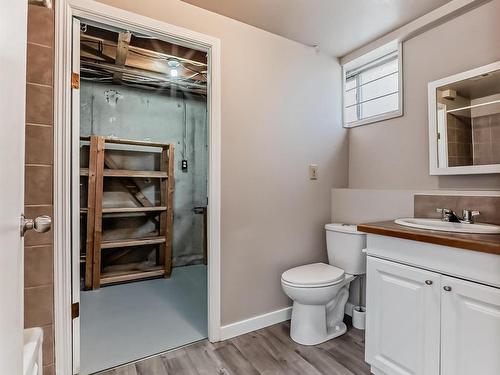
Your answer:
[366,257,440,375]
[441,276,500,375]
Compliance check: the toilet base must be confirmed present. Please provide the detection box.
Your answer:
[289,302,348,346]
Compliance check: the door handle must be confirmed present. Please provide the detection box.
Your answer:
[20,215,52,236]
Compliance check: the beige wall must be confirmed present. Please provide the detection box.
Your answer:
[348,0,500,190]
[96,0,349,325]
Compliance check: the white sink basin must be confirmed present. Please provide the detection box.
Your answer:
[394,218,500,234]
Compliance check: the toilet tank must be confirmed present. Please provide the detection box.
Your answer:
[325,223,366,275]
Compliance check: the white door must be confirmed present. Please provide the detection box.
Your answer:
[0,1,27,374]
[365,257,441,375]
[441,276,500,375]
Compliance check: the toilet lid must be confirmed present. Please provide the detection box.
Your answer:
[281,263,345,287]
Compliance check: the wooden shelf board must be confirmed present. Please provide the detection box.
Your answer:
[103,169,168,178]
[101,236,166,249]
[100,267,165,285]
[102,206,167,213]
[80,168,168,178]
[80,135,170,148]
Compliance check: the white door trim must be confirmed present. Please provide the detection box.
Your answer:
[54,1,222,374]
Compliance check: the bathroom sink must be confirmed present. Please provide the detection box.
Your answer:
[394,218,500,234]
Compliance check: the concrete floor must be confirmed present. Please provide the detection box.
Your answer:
[80,264,207,374]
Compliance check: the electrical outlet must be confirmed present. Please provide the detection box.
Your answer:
[309,164,318,180]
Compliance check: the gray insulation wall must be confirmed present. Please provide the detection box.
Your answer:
[80,82,208,267]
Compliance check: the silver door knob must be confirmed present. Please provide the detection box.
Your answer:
[443,286,452,292]
[425,280,433,285]
[21,215,52,236]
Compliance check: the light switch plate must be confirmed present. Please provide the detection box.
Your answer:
[309,164,318,180]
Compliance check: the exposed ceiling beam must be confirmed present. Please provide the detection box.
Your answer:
[80,38,207,83]
[82,25,207,65]
[81,60,207,93]
[113,31,132,83]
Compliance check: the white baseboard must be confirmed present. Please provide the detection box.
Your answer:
[220,306,292,340]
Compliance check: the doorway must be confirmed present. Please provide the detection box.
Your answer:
[53,2,221,374]
[73,19,211,374]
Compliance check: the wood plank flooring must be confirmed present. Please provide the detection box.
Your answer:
[97,320,371,375]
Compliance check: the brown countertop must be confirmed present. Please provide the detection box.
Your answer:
[358,221,500,256]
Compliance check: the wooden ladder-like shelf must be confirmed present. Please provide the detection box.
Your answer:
[81,135,175,289]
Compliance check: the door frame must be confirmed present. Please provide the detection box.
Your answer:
[53,1,222,374]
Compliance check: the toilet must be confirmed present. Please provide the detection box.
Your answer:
[281,223,366,345]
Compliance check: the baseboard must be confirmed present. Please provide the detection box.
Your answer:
[220,306,292,340]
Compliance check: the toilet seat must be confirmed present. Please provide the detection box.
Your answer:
[281,262,345,288]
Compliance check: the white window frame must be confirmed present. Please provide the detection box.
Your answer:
[342,41,403,128]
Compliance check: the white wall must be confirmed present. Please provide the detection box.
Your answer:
[96,0,349,325]
[348,0,500,190]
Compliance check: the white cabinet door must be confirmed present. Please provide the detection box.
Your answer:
[366,257,441,375]
[441,276,500,375]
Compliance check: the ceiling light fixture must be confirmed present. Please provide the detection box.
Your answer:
[167,59,181,78]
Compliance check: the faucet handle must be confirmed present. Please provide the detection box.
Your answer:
[436,208,452,220]
[462,209,480,224]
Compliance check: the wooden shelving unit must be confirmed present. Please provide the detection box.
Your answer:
[81,135,175,289]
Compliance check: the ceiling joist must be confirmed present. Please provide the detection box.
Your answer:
[113,31,132,83]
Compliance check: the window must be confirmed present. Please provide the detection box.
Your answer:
[343,41,403,128]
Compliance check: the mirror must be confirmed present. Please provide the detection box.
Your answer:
[428,62,500,175]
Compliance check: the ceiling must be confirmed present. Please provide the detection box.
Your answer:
[181,0,451,57]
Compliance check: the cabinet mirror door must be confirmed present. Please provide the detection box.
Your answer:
[428,61,500,175]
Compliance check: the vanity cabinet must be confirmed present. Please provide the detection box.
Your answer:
[366,256,500,375]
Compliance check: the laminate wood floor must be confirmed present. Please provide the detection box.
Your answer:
[97,320,371,375]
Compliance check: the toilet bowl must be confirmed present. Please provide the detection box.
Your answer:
[281,224,366,345]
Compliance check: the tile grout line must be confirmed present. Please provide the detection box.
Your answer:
[26,122,53,128]
[25,244,53,249]
[27,41,53,49]
[25,163,53,168]
[24,283,54,290]
[27,82,53,89]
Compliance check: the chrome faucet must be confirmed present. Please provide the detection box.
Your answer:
[460,209,481,224]
[436,208,480,224]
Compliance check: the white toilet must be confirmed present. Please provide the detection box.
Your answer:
[281,223,366,345]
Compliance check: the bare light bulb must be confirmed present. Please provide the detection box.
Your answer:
[170,69,178,78]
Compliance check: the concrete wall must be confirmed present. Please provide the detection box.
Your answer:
[80,82,208,267]
[96,0,349,325]
[348,0,500,190]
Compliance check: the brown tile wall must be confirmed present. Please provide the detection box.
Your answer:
[472,113,500,165]
[25,4,55,375]
[414,195,500,225]
[447,114,473,167]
